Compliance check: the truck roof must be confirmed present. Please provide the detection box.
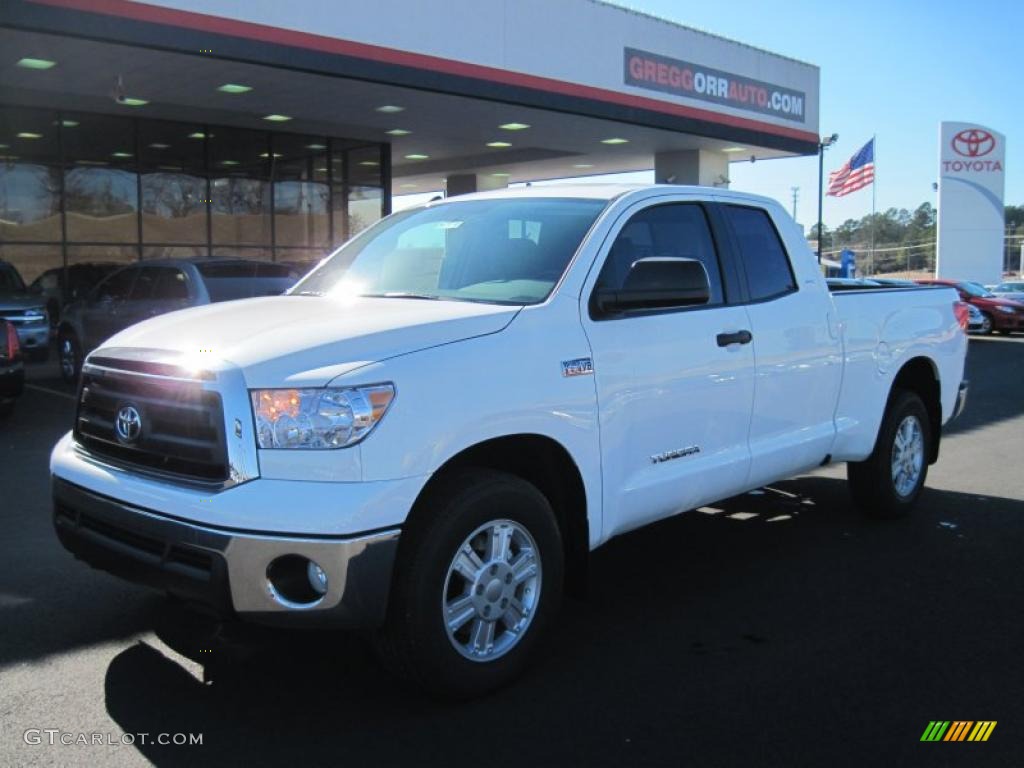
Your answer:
[426,183,781,210]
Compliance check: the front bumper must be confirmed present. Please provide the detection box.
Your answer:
[992,312,1024,331]
[13,323,49,351]
[53,477,400,628]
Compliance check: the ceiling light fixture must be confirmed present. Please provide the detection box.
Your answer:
[386,129,411,136]
[601,137,629,145]
[188,132,206,139]
[376,105,404,113]
[262,114,292,122]
[499,122,530,131]
[16,132,42,139]
[16,57,57,70]
[111,151,133,158]
[59,119,79,128]
[721,146,747,153]
[220,160,239,166]
[572,163,594,168]
[306,143,327,150]
[486,141,511,148]
[217,83,252,94]
[359,160,380,167]
[404,153,429,160]
[120,97,148,107]
[148,143,170,149]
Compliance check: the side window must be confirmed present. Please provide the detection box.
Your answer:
[723,205,796,301]
[595,203,724,306]
[94,268,138,302]
[150,267,190,301]
[129,267,158,301]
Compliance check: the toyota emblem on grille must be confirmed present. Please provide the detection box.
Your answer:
[115,404,143,444]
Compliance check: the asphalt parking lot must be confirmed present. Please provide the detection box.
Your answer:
[2,337,1023,767]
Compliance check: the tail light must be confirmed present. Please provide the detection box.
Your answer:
[1,321,19,361]
[953,301,970,331]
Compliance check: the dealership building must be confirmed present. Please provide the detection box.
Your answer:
[0,0,820,283]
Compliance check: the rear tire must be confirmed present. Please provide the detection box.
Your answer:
[375,469,564,699]
[848,389,931,519]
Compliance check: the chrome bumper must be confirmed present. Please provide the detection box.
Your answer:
[53,477,400,628]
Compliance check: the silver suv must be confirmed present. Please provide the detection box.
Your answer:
[57,258,299,383]
[0,260,49,361]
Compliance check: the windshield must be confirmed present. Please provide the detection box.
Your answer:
[995,282,1024,293]
[0,263,26,295]
[292,198,607,305]
[958,281,994,298]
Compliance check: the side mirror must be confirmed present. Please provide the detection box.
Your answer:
[594,257,711,315]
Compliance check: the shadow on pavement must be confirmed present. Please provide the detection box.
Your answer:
[103,476,1024,767]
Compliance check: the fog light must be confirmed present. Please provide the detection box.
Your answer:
[307,560,328,595]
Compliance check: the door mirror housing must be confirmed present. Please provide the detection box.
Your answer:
[594,257,711,315]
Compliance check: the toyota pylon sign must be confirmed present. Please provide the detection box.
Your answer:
[936,122,1006,284]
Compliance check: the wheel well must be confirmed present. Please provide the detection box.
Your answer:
[410,434,590,596]
[890,357,942,463]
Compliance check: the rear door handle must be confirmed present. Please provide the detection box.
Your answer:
[716,330,753,347]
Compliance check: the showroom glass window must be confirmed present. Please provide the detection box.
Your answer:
[0,104,388,281]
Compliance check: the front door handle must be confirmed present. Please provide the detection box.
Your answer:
[716,330,753,347]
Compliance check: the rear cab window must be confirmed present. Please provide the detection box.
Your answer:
[722,205,797,302]
[196,261,297,302]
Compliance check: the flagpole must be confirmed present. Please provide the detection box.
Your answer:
[870,134,876,275]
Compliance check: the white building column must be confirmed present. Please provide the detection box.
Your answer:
[654,150,730,187]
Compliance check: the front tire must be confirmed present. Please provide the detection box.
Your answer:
[376,469,564,699]
[59,332,82,385]
[979,313,994,334]
[848,389,931,518]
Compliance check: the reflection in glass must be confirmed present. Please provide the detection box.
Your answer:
[64,165,139,243]
[142,172,207,243]
[0,243,63,286]
[0,163,62,241]
[210,177,271,246]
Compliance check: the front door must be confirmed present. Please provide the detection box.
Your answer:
[581,199,756,539]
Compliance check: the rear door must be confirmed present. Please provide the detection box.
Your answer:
[718,203,842,487]
[581,197,756,538]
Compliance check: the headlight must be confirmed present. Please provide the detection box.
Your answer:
[251,384,395,449]
[995,305,1015,314]
[24,308,47,322]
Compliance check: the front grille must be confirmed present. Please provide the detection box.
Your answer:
[74,366,228,482]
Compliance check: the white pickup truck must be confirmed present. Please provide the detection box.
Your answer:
[51,185,968,697]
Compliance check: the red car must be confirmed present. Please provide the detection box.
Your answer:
[915,278,1024,335]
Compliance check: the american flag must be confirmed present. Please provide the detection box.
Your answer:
[827,139,875,197]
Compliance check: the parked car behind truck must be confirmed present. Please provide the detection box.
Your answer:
[0,260,50,361]
[51,186,968,698]
[57,258,299,383]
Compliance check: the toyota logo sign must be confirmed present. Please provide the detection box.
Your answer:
[951,129,995,158]
[115,404,142,444]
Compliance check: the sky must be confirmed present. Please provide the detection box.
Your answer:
[612,0,1022,228]
[396,0,1021,229]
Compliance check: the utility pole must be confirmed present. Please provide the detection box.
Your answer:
[817,134,838,263]
[790,186,799,222]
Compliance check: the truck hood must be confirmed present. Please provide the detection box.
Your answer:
[98,295,520,387]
